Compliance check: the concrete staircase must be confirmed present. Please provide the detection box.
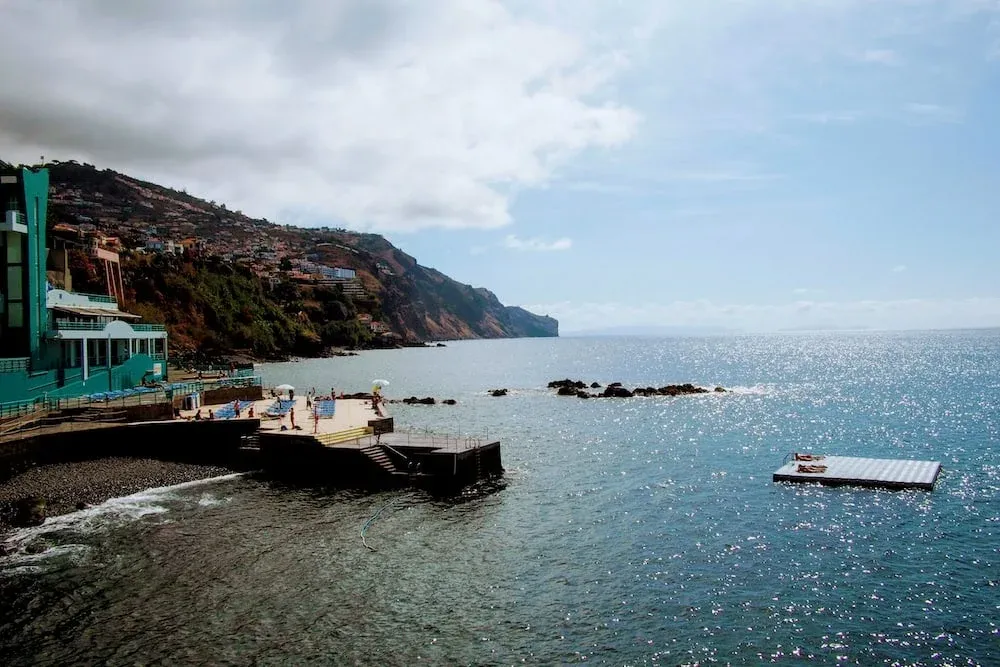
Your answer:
[360,444,401,475]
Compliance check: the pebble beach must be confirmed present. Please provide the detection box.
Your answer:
[0,458,236,529]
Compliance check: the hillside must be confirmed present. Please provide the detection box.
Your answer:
[38,160,557,360]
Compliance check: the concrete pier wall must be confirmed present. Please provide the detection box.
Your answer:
[0,420,259,482]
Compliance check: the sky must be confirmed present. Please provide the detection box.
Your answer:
[1,0,999,333]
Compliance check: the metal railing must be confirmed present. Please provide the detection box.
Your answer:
[132,323,167,332]
[73,292,117,304]
[54,319,106,331]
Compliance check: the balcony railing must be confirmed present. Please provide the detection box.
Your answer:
[54,319,106,331]
[73,292,117,304]
[132,324,167,332]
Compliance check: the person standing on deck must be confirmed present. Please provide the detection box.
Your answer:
[290,407,296,429]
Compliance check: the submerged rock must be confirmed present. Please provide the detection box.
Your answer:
[602,385,634,398]
[402,396,436,405]
[13,496,46,527]
[24,539,50,555]
[489,389,508,397]
[442,399,457,405]
[546,379,724,399]
[547,379,586,390]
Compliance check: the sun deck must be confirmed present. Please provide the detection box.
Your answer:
[179,395,380,435]
[773,455,942,490]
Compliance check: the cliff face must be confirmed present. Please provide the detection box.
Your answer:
[40,160,557,353]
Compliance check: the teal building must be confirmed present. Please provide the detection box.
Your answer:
[0,166,168,407]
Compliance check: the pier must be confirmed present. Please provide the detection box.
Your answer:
[0,382,502,492]
[180,392,503,490]
[773,454,942,491]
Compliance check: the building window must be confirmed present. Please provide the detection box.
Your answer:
[7,266,22,299]
[6,233,21,263]
[7,301,23,327]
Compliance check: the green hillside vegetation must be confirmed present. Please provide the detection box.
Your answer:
[39,159,558,359]
[69,250,373,360]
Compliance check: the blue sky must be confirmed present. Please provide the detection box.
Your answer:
[1,1,999,332]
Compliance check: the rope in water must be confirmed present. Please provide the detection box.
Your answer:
[361,499,395,552]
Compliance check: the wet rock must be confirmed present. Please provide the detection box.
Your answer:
[714,386,726,393]
[489,389,508,397]
[547,379,586,390]
[576,391,591,399]
[590,382,601,388]
[442,399,457,405]
[402,396,436,405]
[603,385,634,398]
[24,539,50,555]
[658,384,709,396]
[13,496,46,527]
[436,343,447,347]
[556,386,578,396]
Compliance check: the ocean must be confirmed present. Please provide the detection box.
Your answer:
[2,331,998,665]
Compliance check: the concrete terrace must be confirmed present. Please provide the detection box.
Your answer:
[179,395,379,437]
[178,394,489,454]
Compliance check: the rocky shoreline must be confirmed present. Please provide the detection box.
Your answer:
[0,458,237,530]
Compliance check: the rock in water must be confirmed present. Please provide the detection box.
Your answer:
[14,496,47,527]
[547,379,586,390]
[489,389,508,397]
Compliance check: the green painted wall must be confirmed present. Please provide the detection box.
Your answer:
[0,353,161,404]
[21,168,48,366]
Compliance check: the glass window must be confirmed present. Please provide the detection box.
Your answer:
[8,301,23,327]
[7,266,22,299]
[6,233,21,263]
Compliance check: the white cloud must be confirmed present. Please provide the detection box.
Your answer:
[790,111,864,125]
[527,297,1000,333]
[0,1,638,232]
[860,49,902,65]
[903,103,964,124]
[892,264,908,273]
[503,235,573,252]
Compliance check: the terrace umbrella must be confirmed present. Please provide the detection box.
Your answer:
[275,384,294,396]
[371,379,390,387]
